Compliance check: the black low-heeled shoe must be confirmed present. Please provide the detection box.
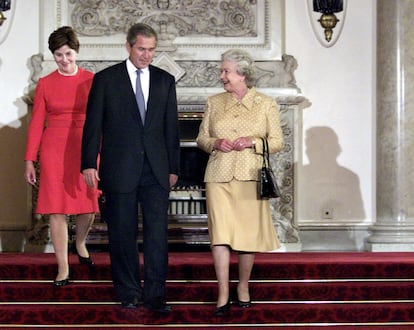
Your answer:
[71,242,94,265]
[77,252,94,266]
[214,300,230,316]
[53,277,69,287]
[237,299,252,308]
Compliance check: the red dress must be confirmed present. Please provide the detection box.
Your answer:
[25,68,99,214]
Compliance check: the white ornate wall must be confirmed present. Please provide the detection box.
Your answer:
[0,0,377,252]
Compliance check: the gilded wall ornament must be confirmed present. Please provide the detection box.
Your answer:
[307,0,347,47]
[0,0,14,45]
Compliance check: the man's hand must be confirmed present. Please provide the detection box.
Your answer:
[82,168,100,188]
[169,174,178,188]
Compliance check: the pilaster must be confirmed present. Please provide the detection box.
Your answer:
[366,0,414,251]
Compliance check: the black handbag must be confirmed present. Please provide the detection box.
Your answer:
[259,138,281,199]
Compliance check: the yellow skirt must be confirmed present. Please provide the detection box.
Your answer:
[206,180,280,252]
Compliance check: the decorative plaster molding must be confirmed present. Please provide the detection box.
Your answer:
[40,0,283,61]
[69,0,258,39]
[74,56,301,91]
[152,52,185,81]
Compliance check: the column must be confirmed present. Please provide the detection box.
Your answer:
[365,0,414,251]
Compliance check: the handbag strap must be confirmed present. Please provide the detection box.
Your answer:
[261,138,270,168]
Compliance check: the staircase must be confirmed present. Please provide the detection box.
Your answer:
[1,251,414,328]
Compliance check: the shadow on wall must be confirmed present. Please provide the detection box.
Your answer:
[0,113,29,252]
[299,126,366,221]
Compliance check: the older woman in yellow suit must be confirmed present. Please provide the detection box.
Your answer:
[197,49,284,316]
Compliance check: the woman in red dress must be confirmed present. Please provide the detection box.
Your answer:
[24,26,99,286]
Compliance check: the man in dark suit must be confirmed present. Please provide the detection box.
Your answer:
[81,23,180,314]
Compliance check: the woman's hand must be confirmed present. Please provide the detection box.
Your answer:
[24,161,37,185]
[213,139,234,153]
[233,137,254,151]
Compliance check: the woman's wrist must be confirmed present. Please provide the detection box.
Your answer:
[251,139,256,148]
[212,140,218,153]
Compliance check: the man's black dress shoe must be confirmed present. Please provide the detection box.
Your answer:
[53,277,69,287]
[144,298,172,315]
[214,300,230,316]
[121,301,138,309]
[121,297,141,309]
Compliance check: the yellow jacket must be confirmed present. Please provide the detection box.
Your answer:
[196,87,284,183]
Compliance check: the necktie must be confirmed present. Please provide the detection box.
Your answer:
[135,69,146,124]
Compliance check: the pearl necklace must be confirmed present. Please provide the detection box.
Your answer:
[58,65,78,76]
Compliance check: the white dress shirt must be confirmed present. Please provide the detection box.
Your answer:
[126,59,149,106]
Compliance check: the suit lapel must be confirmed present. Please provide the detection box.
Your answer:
[146,66,160,125]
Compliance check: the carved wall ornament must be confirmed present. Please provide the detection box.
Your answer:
[151,52,185,81]
[69,0,257,44]
[269,104,300,244]
[23,54,44,104]
[177,62,222,87]
[40,0,282,61]
[74,57,300,91]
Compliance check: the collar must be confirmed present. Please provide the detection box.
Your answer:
[225,87,257,110]
[126,59,149,75]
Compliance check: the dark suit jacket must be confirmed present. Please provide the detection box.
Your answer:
[81,61,180,193]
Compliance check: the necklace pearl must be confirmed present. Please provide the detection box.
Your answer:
[58,65,78,76]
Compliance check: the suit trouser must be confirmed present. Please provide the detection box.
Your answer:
[104,159,170,303]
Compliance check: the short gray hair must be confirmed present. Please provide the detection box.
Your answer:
[221,49,256,87]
